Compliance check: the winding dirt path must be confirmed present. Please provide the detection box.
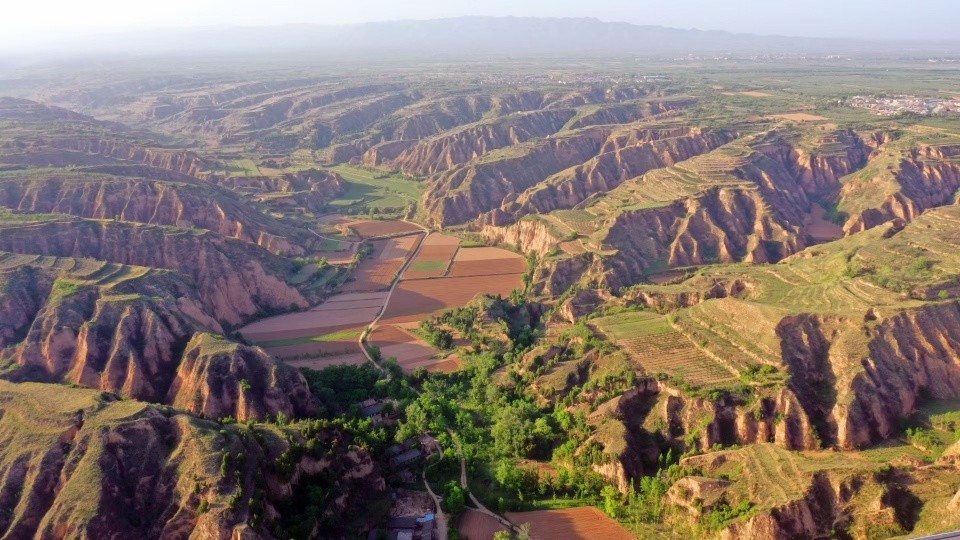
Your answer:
[448,429,519,533]
[356,220,430,366]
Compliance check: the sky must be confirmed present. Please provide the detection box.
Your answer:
[1,0,958,47]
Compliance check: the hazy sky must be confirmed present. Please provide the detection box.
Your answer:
[2,0,958,43]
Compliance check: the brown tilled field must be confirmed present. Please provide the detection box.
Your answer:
[348,219,422,238]
[458,509,508,540]
[368,324,460,372]
[240,291,390,360]
[403,233,461,279]
[380,274,524,325]
[239,311,379,341]
[341,235,422,292]
[453,247,521,261]
[448,258,527,277]
[447,246,526,277]
[770,113,829,122]
[504,507,634,540]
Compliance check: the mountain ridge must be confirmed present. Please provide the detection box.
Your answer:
[8,16,960,59]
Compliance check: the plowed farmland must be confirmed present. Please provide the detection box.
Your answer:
[239,292,390,362]
[381,274,524,325]
[341,234,423,292]
[369,235,525,372]
[448,247,526,277]
[369,324,463,373]
[457,509,507,540]
[402,233,460,279]
[347,219,422,238]
[504,507,635,540]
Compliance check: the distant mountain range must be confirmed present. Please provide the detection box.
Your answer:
[8,16,960,59]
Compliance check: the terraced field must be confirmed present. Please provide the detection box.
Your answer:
[592,311,738,387]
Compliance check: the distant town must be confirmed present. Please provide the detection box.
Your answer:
[849,94,960,116]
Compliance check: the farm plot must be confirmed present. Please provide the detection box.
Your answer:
[370,241,526,372]
[593,311,737,388]
[457,509,507,540]
[380,274,524,325]
[402,233,460,279]
[367,324,453,372]
[347,219,422,239]
[239,291,390,362]
[282,354,368,370]
[769,113,829,122]
[504,507,634,540]
[448,246,527,277]
[341,234,423,292]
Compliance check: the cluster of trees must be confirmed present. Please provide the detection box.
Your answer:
[301,362,415,418]
[418,320,454,350]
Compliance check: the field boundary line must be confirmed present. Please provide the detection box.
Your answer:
[358,221,430,366]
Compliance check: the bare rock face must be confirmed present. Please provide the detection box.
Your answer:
[212,168,345,213]
[167,333,314,422]
[0,217,306,327]
[567,98,696,129]
[758,129,885,196]
[0,266,54,348]
[603,186,806,287]
[4,269,205,401]
[0,261,310,422]
[587,381,819,493]
[423,126,615,226]
[0,97,85,121]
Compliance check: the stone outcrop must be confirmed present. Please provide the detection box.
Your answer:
[514,128,737,214]
[842,143,960,234]
[47,137,209,177]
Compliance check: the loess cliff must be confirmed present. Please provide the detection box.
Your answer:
[0,380,383,539]
[0,215,306,327]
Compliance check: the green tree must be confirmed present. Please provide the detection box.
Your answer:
[491,403,537,458]
[442,480,466,517]
[601,485,621,518]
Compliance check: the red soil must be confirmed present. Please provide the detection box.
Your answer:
[447,259,526,277]
[239,312,378,341]
[504,507,635,540]
[458,509,508,540]
[348,220,422,238]
[341,235,422,292]
[380,274,524,325]
[453,247,522,261]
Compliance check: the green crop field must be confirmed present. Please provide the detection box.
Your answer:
[407,260,448,272]
[593,311,738,387]
[330,165,424,212]
[252,328,363,348]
